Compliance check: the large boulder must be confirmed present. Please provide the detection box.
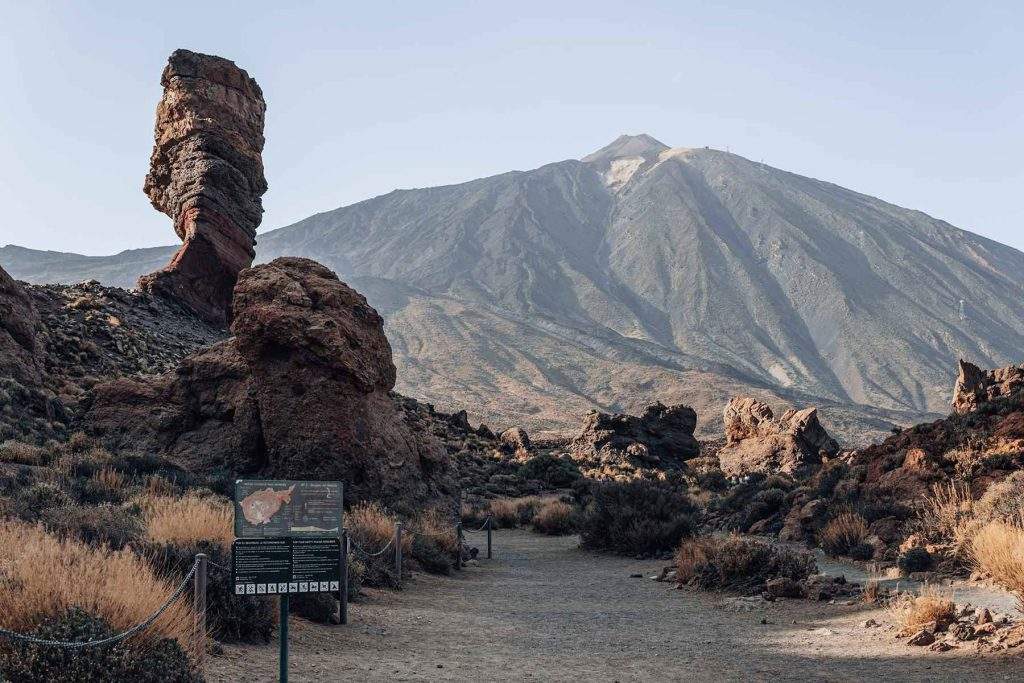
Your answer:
[0,265,42,385]
[718,397,839,477]
[138,49,268,326]
[566,402,699,478]
[87,258,458,514]
[952,359,1024,415]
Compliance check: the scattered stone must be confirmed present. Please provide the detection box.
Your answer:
[976,608,993,625]
[862,619,879,628]
[929,641,956,652]
[906,630,936,646]
[952,359,1024,414]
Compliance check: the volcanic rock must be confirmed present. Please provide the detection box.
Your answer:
[0,265,42,386]
[138,49,268,326]
[499,427,532,457]
[566,402,699,478]
[718,398,839,477]
[87,258,458,514]
[952,360,1024,415]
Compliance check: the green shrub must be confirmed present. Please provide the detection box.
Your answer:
[0,607,198,682]
[675,536,817,591]
[518,453,581,488]
[41,504,143,550]
[11,483,72,522]
[976,471,1024,524]
[578,479,696,555]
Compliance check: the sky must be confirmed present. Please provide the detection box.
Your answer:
[0,1,1021,255]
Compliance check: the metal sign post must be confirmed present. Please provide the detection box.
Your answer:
[231,480,343,683]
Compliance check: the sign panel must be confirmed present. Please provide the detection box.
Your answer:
[234,480,343,538]
[232,537,341,596]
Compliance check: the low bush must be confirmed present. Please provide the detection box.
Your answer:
[888,585,955,631]
[145,541,276,644]
[675,535,817,591]
[347,502,411,587]
[913,481,978,562]
[518,453,581,488]
[532,500,576,535]
[41,503,143,550]
[897,547,934,574]
[0,607,198,683]
[975,472,1024,525]
[578,479,696,556]
[487,497,538,529]
[0,440,48,466]
[409,508,457,574]
[10,482,72,522]
[819,512,870,558]
[970,518,1024,608]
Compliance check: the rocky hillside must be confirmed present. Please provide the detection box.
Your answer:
[6,134,1024,441]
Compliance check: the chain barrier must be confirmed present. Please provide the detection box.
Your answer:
[0,560,199,649]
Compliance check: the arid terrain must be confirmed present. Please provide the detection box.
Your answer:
[209,531,1021,682]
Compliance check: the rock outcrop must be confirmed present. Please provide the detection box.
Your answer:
[718,398,839,477]
[566,402,700,478]
[952,360,1024,415]
[138,49,267,326]
[88,258,458,514]
[0,265,42,386]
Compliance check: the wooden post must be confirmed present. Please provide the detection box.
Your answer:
[486,517,492,559]
[394,523,403,587]
[194,553,208,670]
[339,529,349,625]
[455,523,463,570]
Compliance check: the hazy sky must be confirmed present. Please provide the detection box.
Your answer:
[1,1,1021,255]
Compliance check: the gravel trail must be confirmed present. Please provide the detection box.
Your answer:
[208,530,1020,682]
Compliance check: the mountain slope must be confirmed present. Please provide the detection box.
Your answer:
[5,135,1024,440]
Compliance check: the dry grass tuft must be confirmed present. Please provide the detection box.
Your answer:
[0,440,48,466]
[93,467,127,491]
[141,494,233,551]
[819,511,869,557]
[915,481,979,561]
[0,521,197,655]
[413,508,458,554]
[348,502,412,554]
[888,585,955,631]
[970,517,1024,609]
[862,579,881,604]
[532,500,575,535]
[488,497,539,528]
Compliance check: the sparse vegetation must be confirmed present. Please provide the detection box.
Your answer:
[970,518,1024,608]
[0,440,48,466]
[674,535,816,591]
[518,453,581,488]
[141,494,234,550]
[819,511,872,559]
[532,500,576,535]
[578,479,696,556]
[888,585,955,631]
[913,481,978,562]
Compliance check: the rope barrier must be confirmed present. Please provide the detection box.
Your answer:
[349,537,395,558]
[0,560,199,649]
[460,517,492,534]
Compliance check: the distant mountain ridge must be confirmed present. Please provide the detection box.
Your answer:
[6,135,1024,441]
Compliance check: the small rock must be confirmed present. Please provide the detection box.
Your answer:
[929,641,956,652]
[862,619,880,628]
[907,630,936,646]
[975,623,997,637]
[976,608,993,625]
[950,623,976,641]
[629,573,643,579]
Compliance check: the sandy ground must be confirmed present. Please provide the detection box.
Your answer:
[207,530,1022,682]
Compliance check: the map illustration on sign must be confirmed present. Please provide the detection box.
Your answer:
[240,484,296,526]
[234,480,343,538]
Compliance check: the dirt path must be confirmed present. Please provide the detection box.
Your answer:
[208,530,1020,682]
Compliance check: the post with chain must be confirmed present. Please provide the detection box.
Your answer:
[339,528,349,625]
[194,553,208,671]
[455,523,463,570]
[486,517,492,559]
[394,523,403,587]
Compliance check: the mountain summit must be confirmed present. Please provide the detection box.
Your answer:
[4,137,1024,440]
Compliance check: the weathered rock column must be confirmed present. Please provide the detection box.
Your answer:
[138,49,267,326]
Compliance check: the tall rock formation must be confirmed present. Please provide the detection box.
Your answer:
[87,258,458,514]
[952,359,1024,415]
[718,397,839,477]
[138,49,267,326]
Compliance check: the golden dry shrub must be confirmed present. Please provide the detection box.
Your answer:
[413,507,458,554]
[818,511,869,557]
[487,498,521,528]
[141,494,233,551]
[674,536,719,584]
[532,500,575,535]
[888,585,955,631]
[348,502,413,554]
[970,518,1024,609]
[915,481,979,560]
[93,467,127,492]
[0,521,198,655]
